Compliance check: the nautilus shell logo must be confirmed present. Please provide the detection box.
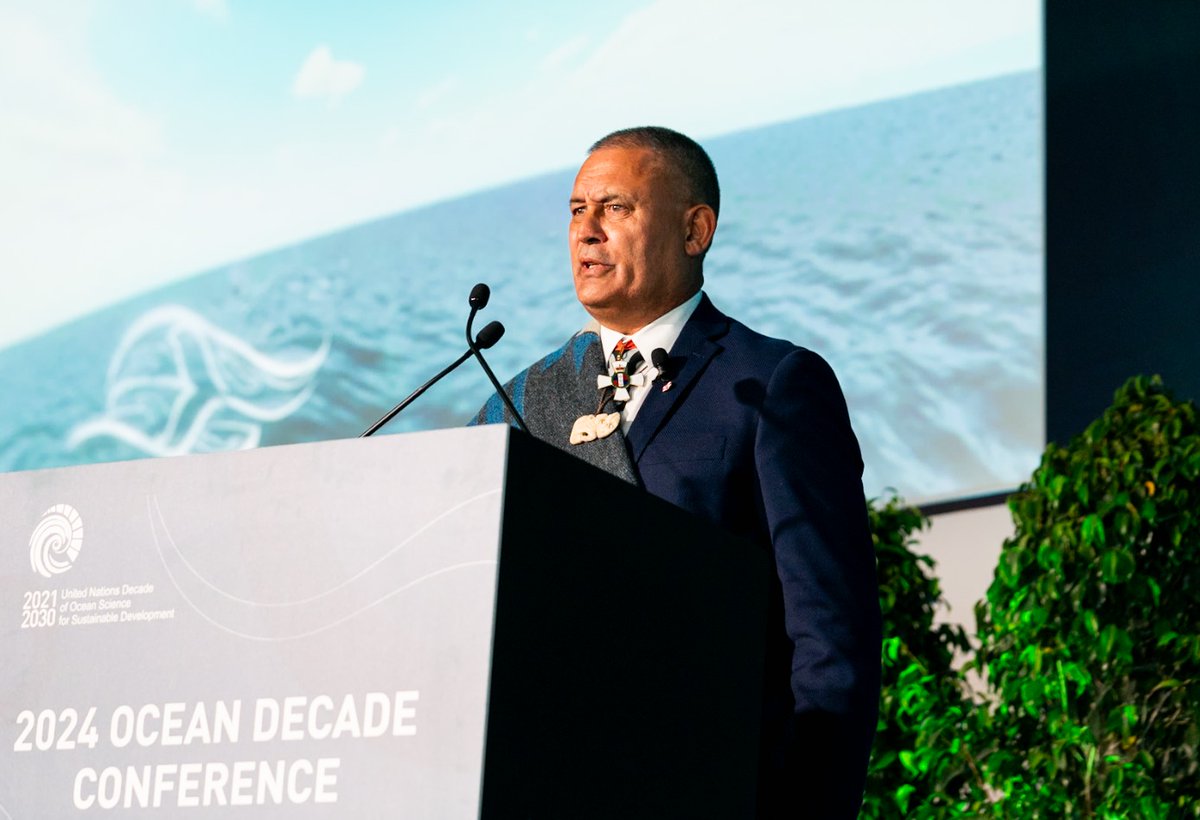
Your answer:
[30,504,84,578]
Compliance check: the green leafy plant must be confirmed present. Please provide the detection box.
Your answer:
[974,375,1200,817]
[864,497,976,817]
[862,376,1200,818]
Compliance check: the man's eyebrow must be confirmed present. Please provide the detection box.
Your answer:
[569,192,628,205]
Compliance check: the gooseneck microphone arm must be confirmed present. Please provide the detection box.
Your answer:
[465,283,529,434]
[359,320,505,438]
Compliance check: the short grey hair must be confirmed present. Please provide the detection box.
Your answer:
[589,126,720,220]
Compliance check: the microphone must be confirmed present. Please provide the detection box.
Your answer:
[475,320,504,348]
[359,320,505,438]
[465,283,529,433]
[469,282,490,310]
[651,348,670,373]
[651,348,673,391]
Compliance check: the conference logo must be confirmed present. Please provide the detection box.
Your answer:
[30,503,84,578]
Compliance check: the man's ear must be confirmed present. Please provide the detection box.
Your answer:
[683,204,717,258]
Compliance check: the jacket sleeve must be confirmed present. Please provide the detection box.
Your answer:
[755,348,882,816]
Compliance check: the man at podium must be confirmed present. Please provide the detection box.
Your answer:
[474,126,881,818]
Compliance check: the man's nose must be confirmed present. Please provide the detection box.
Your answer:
[576,211,605,244]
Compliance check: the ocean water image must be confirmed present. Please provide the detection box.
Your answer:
[0,71,1041,503]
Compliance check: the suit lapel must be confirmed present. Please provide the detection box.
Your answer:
[624,295,730,463]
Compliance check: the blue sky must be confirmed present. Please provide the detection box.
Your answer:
[0,0,1040,349]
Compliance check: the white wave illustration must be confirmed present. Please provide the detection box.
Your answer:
[67,305,330,457]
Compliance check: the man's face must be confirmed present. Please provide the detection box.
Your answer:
[569,146,700,333]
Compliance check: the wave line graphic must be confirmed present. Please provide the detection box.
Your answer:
[148,490,500,607]
[146,492,501,642]
[67,305,330,457]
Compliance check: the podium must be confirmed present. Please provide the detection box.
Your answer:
[1,426,771,818]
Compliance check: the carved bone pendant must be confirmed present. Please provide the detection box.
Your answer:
[569,412,621,445]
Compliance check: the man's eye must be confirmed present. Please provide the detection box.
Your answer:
[607,203,626,213]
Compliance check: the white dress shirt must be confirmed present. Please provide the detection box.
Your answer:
[598,290,703,433]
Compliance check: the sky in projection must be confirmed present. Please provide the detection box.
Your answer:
[0,0,1042,503]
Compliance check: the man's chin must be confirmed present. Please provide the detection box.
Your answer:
[573,285,620,314]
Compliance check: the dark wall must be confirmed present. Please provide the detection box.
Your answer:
[1047,1,1200,444]
[1046,3,1200,446]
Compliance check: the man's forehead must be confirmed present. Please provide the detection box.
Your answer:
[569,178,644,201]
[571,146,679,200]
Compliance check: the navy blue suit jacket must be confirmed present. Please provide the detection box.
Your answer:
[477,295,881,816]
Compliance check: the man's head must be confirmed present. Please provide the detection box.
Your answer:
[569,126,719,334]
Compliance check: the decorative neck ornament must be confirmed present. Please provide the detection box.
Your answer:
[569,412,620,444]
[570,339,643,446]
[596,339,646,404]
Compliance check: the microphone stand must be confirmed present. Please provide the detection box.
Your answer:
[465,285,529,434]
[360,319,505,438]
[359,350,472,438]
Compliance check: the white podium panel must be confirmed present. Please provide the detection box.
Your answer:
[1,426,509,818]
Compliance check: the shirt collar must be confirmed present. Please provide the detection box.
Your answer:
[599,290,704,363]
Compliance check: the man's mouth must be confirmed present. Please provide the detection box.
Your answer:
[580,260,610,272]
